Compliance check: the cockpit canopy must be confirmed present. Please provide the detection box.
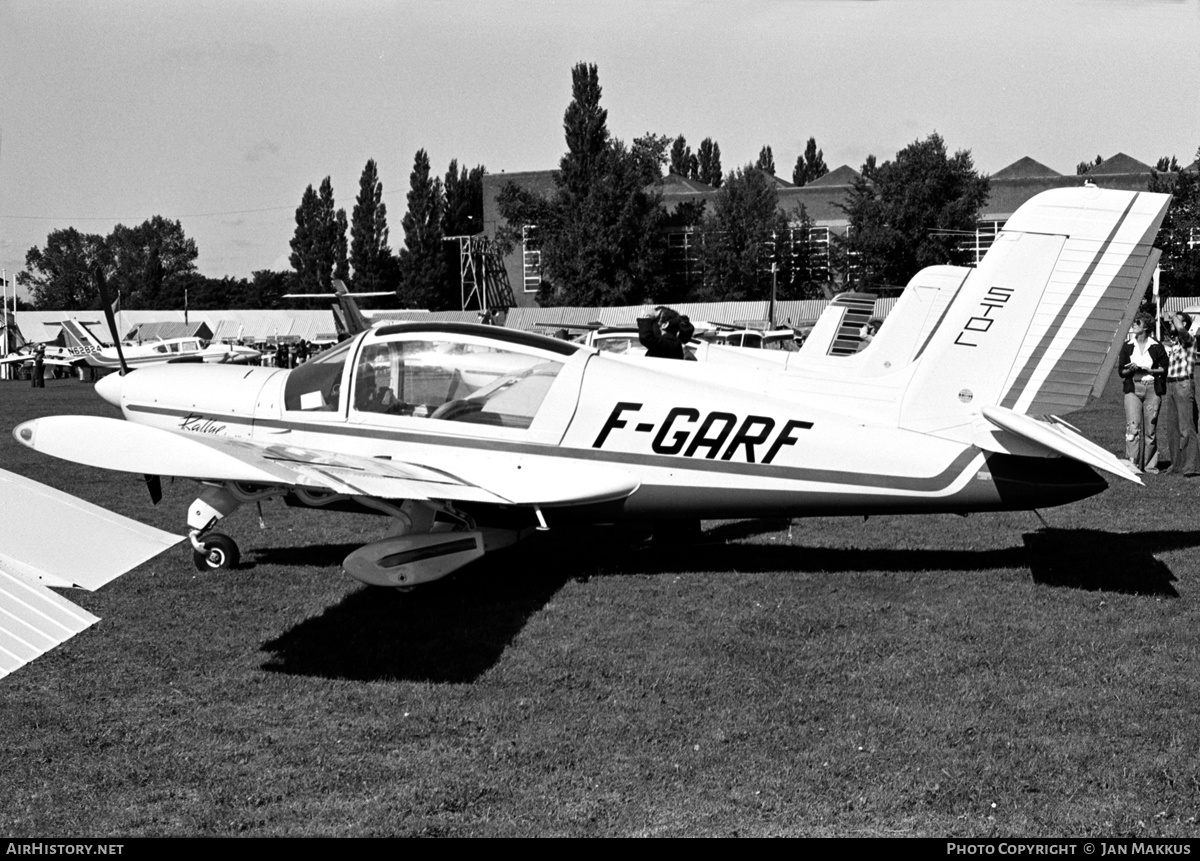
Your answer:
[282,324,583,430]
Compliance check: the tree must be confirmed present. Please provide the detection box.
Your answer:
[350,159,392,293]
[697,138,722,188]
[694,164,791,301]
[1076,154,1103,175]
[1149,146,1200,296]
[860,154,878,181]
[755,145,775,176]
[631,132,671,184]
[396,148,450,310]
[1156,156,1181,172]
[18,227,108,310]
[839,132,990,289]
[290,177,346,294]
[496,63,668,306]
[670,135,698,178]
[19,217,199,311]
[792,137,829,187]
[442,159,486,237]
[103,216,199,309]
[559,63,608,198]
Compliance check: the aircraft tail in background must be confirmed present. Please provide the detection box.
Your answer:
[58,318,108,351]
[287,280,389,341]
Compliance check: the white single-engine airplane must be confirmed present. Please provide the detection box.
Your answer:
[0,187,1170,677]
[76,334,261,371]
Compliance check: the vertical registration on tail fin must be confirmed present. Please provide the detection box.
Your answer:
[900,188,1171,435]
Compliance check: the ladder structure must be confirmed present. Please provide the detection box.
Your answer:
[447,235,516,313]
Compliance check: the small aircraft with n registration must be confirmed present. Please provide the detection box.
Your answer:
[1,187,1171,676]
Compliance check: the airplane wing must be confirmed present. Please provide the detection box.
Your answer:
[0,467,182,679]
[14,415,640,507]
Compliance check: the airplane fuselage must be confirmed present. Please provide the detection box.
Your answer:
[102,326,1106,527]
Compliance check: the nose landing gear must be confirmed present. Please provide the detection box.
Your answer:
[190,531,241,571]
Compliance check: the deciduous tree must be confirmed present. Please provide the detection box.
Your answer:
[396,149,450,310]
[697,138,722,188]
[290,177,347,295]
[695,164,791,301]
[19,228,108,310]
[496,63,667,306]
[755,145,775,176]
[839,132,989,289]
[792,137,829,187]
[1149,146,1200,296]
[670,135,698,178]
[350,159,392,293]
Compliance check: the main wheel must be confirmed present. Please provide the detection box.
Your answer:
[193,532,240,571]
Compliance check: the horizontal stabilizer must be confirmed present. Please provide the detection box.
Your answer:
[980,405,1142,484]
[0,468,182,680]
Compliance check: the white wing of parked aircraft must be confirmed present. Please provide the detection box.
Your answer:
[0,468,181,679]
[4,187,1172,676]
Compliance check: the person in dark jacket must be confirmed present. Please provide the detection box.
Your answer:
[637,306,691,360]
[1117,312,1168,474]
[31,345,46,388]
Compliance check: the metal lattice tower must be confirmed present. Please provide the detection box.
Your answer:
[447,235,516,313]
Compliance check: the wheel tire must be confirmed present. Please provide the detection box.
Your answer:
[193,532,240,571]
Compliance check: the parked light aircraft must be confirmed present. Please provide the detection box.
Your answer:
[1,187,1171,677]
[75,335,261,371]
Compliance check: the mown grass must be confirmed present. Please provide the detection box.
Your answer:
[2,377,1200,836]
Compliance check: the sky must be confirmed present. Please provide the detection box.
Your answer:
[1,0,1198,296]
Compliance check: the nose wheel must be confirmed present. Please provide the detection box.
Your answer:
[192,532,240,571]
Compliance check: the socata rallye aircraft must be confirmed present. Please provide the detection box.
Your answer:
[0,187,1170,677]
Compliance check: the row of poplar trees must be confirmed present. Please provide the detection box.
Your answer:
[288,154,484,311]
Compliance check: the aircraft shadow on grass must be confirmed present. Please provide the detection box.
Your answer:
[253,525,1193,683]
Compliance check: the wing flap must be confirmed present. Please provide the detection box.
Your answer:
[0,570,98,677]
[0,467,181,680]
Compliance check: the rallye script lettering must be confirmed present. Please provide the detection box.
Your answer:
[954,285,1015,347]
[179,413,227,435]
[592,402,812,464]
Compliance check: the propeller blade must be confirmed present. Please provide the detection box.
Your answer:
[143,474,163,505]
[94,268,129,375]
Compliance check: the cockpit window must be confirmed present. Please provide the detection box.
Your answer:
[284,340,351,411]
[353,339,562,429]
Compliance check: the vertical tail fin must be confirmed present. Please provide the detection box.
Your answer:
[899,187,1170,437]
[332,279,370,337]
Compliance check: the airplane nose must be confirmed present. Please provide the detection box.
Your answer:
[95,371,123,408]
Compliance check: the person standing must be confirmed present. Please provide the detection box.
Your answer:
[31,344,46,389]
[1117,312,1168,474]
[1162,311,1200,475]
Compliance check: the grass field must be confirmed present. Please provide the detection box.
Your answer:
[2,377,1200,837]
